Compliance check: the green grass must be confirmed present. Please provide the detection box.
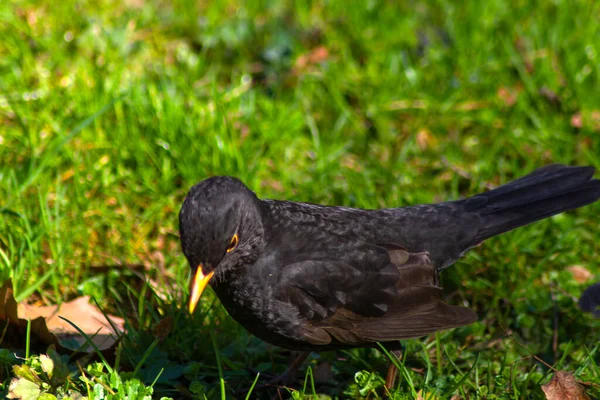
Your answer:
[1,0,600,398]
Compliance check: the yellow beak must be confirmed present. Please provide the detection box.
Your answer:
[188,265,215,314]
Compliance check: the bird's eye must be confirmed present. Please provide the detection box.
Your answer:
[226,234,238,253]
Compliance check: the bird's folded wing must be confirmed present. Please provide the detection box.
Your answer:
[275,244,477,346]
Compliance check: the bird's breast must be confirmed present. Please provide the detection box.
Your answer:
[211,273,311,350]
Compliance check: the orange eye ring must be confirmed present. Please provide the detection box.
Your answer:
[227,234,238,252]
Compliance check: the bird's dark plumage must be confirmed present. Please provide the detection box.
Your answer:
[180,164,600,351]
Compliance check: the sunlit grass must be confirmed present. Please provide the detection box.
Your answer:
[1,0,599,398]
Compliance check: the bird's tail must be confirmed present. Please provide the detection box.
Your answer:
[466,164,600,243]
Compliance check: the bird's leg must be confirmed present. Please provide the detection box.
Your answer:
[235,352,311,398]
[384,348,403,390]
[265,351,310,387]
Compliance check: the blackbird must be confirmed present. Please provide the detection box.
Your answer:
[180,164,600,383]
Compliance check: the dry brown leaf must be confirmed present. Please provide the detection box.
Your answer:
[295,46,329,69]
[567,265,593,283]
[416,129,435,150]
[125,0,144,9]
[0,280,124,352]
[542,371,590,400]
[497,86,519,106]
[456,101,488,111]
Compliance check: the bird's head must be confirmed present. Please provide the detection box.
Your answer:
[179,176,264,314]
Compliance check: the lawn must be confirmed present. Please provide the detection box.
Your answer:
[1,0,599,398]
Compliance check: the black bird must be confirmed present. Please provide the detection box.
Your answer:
[180,164,600,386]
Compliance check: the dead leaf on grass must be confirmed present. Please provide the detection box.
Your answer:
[497,86,520,106]
[294,46,329,72]
[567,265,593,283]
[0,280,125,352]
[541,371,590,400]
[7,345,76,399]
[416,129,435,150]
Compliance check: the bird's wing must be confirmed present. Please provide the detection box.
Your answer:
[275,245,477,346]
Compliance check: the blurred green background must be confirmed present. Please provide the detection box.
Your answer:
[1,0,599,398]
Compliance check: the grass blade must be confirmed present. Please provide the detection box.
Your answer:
[210,330,226,400]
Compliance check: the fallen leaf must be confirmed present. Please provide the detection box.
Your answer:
[39,354,54,378]
[125,0,144,9]
[0,280,125,352]
[567,265,593,283]
[541,371,590,400]
[7,348,73,400]
[60,169,75,182]
[497,86,519,106]
[7,374,43,400]
[456,101,488,111]
[295,46,329,70]
[416,129,435,150]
